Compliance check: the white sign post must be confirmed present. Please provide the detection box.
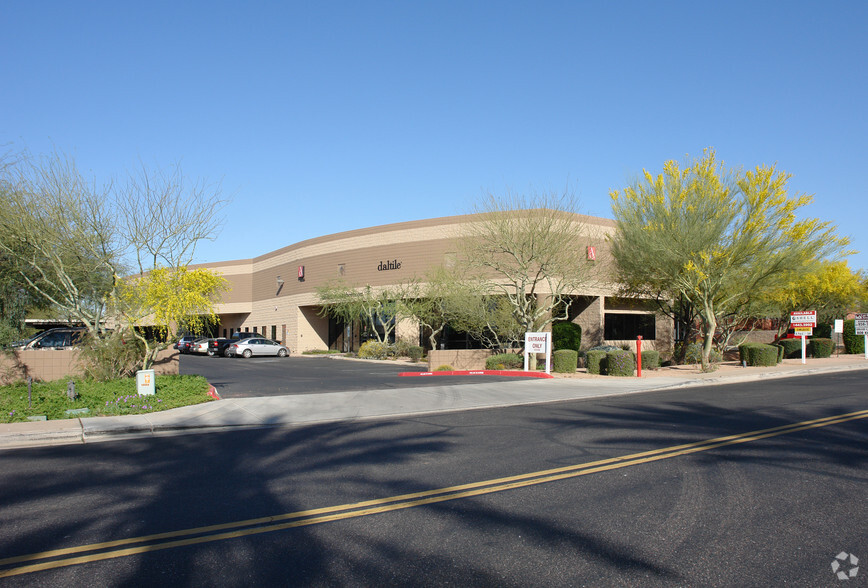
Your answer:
[790,311,817,365]
[524,332,552,374]
[855,313,868,359]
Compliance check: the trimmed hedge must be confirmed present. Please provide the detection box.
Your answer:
[814,323,832,338]
[843,320,866,354]
[586,350,608,375]
[809,337,833,358]
[738,343,779,367]
[552,349,578,373]
[777,338,804,359]
[638,350,660,370]
[407,346,424,361]
[486,353,523,370]
[606,350,635,376]
[552,322,581,353]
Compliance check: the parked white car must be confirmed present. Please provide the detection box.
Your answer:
[190,338,212,354]
[226,338,289,358]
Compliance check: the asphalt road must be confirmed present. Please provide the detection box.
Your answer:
[179,353,539,397]
[0,371,865,586]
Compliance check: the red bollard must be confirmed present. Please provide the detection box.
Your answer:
[636,336,642,377]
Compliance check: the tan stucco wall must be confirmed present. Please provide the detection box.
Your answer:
[0,348,179,385]
[194,212,651,354]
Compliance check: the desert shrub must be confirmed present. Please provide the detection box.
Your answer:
[407,346,424,361]
[486,353,523,370]
[739,343,779,366]
[638,350,660,370]
[843,320,865,354]
[777,338,803,359]
[552,349,578,373]
[392,340,411,357]
[809,337,833,358]
[585,350,608,374]
[683,342,722,365]
[434,364,453,371]
[552,322,581,352]
[606,350,635,376]
[78,332,145,382]
[358,340,389,359]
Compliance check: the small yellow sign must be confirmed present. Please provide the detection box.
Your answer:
[793,326,813,335]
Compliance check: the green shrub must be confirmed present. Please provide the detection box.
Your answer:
[774,344,784,363]
[552,322,581,352]
[434,364,453,371]
[843,320,865,354]
[485,353,523,370]
[407,346,424,361]
[358,340,389,359]
[739,343,779,366]
[638,350,660,370]
[606,350,635,376]
[777,338,803,359]
[809,337,833,358]
[552,349,578,373]
[814,323,832,338]
[586,350,608,374]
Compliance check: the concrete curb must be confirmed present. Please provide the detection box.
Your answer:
[2,360,866,450]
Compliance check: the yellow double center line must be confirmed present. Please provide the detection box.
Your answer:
[2,408,866,578]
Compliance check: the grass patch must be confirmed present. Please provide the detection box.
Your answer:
[1,375,214,423]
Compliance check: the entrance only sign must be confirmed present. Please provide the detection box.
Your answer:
[523,332,551,374]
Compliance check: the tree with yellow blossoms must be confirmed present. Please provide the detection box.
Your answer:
[758,260,864,335]
[609,149,851,370]
[115,266,227,370]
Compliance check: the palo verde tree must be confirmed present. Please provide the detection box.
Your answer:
[0,148,228,376]
[610,149,851,370]
[0,151,121,334]
[757,260,864,334]
[458,190,602,366]
[316,280,414,344]
[114,266,227,370]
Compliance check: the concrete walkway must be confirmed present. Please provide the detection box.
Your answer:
[1,356,866,450]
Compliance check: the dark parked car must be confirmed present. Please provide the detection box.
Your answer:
[174,335,198,353]
[13,328,86,350]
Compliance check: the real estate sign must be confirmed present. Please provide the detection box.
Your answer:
[855,313,868,336]
[790,310,817,327]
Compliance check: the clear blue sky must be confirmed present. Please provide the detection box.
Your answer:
[3,1,866,271]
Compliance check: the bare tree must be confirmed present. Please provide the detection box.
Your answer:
[118,161,227,273]
[458,190,603,363]
[0,151,121,333]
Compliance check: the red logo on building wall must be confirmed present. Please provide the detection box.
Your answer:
[587,246,596,261]
[298,266,304,279]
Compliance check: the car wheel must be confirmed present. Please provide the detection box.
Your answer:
[207,350,215,357]
[242,349,252,358]
[277,348,287,357]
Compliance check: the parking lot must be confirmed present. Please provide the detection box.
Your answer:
[179,353,537,398]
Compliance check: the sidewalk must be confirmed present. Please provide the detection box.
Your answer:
[1,356,866,450]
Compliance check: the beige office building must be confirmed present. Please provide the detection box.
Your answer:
[193,212,673,354]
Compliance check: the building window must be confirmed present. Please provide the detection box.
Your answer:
[604,313,655,340]
[271,325,277,340]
